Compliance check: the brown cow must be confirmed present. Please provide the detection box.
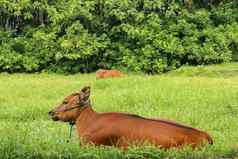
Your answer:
[48,86,213,149]
[96,69,124,79]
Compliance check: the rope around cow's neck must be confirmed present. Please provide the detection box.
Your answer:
[67,122,74,143]
[63,99,92,143]
[66,102,90,142]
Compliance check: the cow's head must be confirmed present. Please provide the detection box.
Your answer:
[48,86,90,123]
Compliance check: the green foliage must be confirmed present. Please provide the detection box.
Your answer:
[0,0,238,73]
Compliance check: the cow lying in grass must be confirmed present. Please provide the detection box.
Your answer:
[96,69,124,79]
[49,86,213,149]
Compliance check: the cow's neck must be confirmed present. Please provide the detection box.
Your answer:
[75,106,98,133]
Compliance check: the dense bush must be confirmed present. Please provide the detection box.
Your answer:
[0,0,237,73]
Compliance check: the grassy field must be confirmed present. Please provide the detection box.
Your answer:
[0,63,238,159]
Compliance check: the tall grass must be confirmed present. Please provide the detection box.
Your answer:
[0,63,238,159]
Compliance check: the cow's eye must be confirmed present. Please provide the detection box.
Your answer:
[63,101,68,104]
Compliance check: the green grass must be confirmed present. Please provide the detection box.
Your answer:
[167,63,238,77]
[0,63,238,159]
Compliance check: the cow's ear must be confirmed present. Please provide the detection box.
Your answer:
[79,86,90,102]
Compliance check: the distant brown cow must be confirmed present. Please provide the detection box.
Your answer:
[49,86,213,150]
[96,69,124,79]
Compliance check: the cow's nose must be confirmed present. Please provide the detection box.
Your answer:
[48,111,54,116]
